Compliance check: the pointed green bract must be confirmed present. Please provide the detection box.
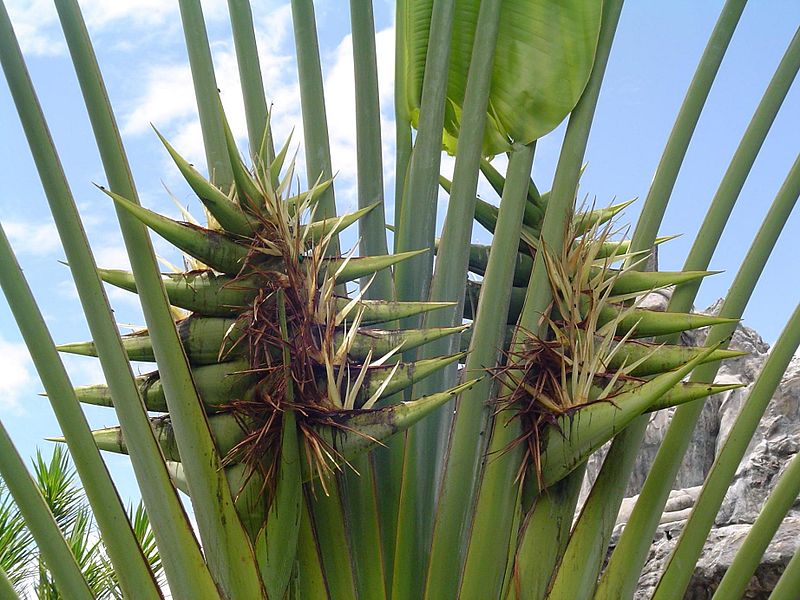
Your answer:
[315,379,480,461]
[303,202,379,243]
[286,179,331,214]
[465,271,721,322]
[406,0,602,154]
[637,381,744,412]
[537,345,720,490]
[83,413,249,463]
[338,324,470,361]
[604,268,719,296]
[256,411,302,599]
[155,128,257,235]
[604,343,745,377]
[61,318,467,368]
[334,298,454,324]
[85,379,480,472]
[98,253,428,318]
[326,249,429,283]
[596,235,678,259]
[75,352,465,414]
[58,317,245,365]
[359,353,466,404]
[73,360,255,413]
[465,239,684,287]
[99,268,258,317]
[220,102,266,209]
[597,305,739,338]
[104,189,250,273]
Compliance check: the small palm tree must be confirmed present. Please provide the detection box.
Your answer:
[0,1,797,599]
[0,447,162,599]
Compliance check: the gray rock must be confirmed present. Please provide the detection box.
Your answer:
[633,517,799,599]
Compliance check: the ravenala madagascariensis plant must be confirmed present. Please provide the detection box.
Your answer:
[0,0,798,598]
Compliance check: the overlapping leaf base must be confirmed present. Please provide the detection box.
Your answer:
[59,130,474,507]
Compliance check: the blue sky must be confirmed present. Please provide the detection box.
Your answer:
[0,1,798,506]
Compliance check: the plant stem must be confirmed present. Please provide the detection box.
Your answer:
[350,0,391,296]
[459,1,624,597]
[291,0,339,252]
[0,565,18,600]
[306,485,358,600]
[392,0,453,310]
[425,142,535,600]
[227,0,275,165]
[652,154,800,598]
[178,0,234,190]
[0,3,212,596]
[770,540,800,600]
[55,2,265,596]
[394,1,504,596]
[393,0,412,245]
[347,7,396,591]
[514,464,586,600]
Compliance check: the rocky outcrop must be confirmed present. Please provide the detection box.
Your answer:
[580,299,800,598]
[636,517,800,600]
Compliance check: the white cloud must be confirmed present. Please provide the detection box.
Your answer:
[91,244,132,271]
[0,337,34,413]
[319,25,397,212]
[60,353,107,388]
[121,5,300,174]
[122,63,199,137]
[5,0,63,56]
[5,0,230,56]
[2,220,61,256]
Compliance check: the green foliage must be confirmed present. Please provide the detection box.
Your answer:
[0,448,162,599]
[0,1,797,599]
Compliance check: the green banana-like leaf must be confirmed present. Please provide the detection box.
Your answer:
[404,0,603,155]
